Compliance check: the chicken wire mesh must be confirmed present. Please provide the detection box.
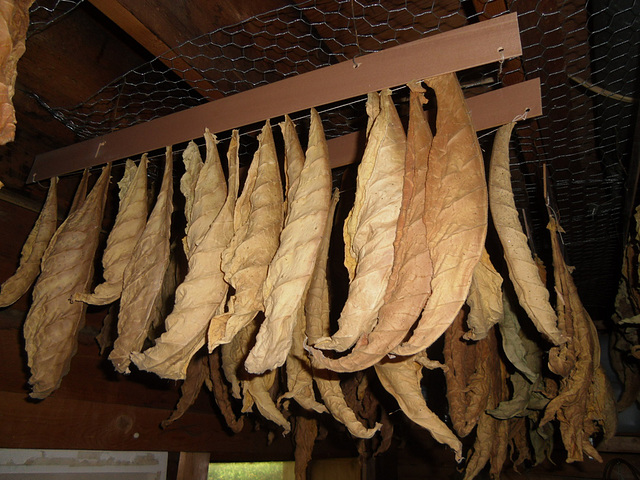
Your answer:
[27,0,640,321]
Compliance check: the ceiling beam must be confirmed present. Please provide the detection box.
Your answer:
[88,0,222,100]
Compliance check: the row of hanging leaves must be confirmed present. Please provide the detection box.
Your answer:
[0,72,617,479]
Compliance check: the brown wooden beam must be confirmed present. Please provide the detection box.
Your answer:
[0,390,293,457]
[88,0,222,101]
[28,13,522,182]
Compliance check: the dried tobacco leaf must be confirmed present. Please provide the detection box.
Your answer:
[443,309,491,437]
[489,123,563,345]
[375,355,463,462]
[68,169,89,216]
[246,109,332,373]
[314,89,405,353]
[395,73,487,356]
[96,302,118,355]
[109,149,173,374]
[498,290,538,382]
[464,249,503,341]
[73,157,148,306]
[311,81,431,371]
[294,417,318,480]
[235,318,291,433]
[161,354,208,429]
[0,177,57,307]
[281,114,305,216]
[305,190,381,438]
[462,336,510,480]
[207,348,244,433]
[208,124,283,351]
[0,0,33,144]
[280,303,327,413]
[24,164,111,399]
[180,141,203,242]
[185,130,227,257]
[541,217,616,463]
[132,132,239,380]
[147,242,180,342]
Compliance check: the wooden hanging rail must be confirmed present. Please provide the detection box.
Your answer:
[29,13,523,182]
[328,78,542,169]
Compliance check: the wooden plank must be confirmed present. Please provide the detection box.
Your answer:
[88,0,222,101]
[29,13,522,182]
[177,452,210,480]
[0,390,293,457]
[327,79,542,169]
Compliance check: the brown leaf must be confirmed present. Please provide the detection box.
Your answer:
[375,355,463,461]
[311,81,431,371]
[246,110,332,373]
[462,335,510,480]
[489,123,564,345]
[0,0,32,144]
[74,157,148,306]
[223,312,290,434]
[314,89,405,353]
[0,177,57,307]
[24,164,111,398]
[280,304,327,413]
[161,354,208,429]
[96,302,118,355]
[207,348,244,433]
[281,114,305,216]
[208,125,283,351]
[541,217,616,463]
[180,141,203,243]
[109,149,173,374]
[395,73,487,356]
[294,417,318,480]
[304,190,380,438]
[464,249,503,341]
[132,133,239,380]
[68,169,89,216]
[443,309,491,438]
[184,130,227,258]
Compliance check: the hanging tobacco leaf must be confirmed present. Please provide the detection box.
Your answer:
[208,125,284,351]
[488,123,563,345]
[246,109,332,373]
[222,312,290,434]
[109,149,173,374]
[443,309,491,438]
[74,157,148,306]
[0,176,57,307]
[132,132,239,380]
[314,89,405,354]
[68,169,89,216]
[281,114,305,216]
[207,348,244,433]
[464,248,503,341]
[24,164,111,399]
[541,216,617,463]
[304,190,381,438]
[375,355,463,462]
[294,416,318,480]
[185,130,227,258]
[161,353,208,429]
[0,0,33,144]
[395,72,487,356]
[311,81,431,371]
[462,333,510,480]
